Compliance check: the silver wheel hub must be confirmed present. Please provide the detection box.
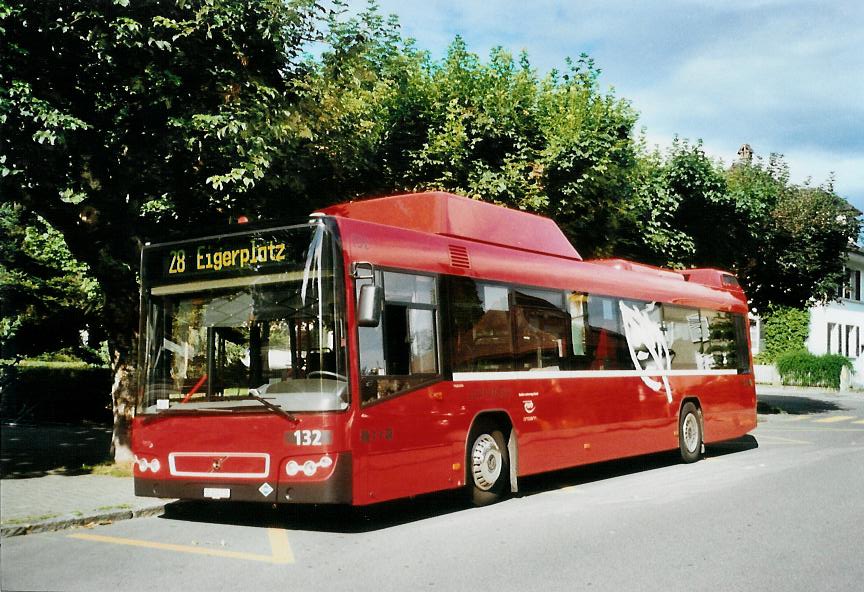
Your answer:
[471,434,503,491]
[682,413,700,453]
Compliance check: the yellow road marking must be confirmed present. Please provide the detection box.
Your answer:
[267,528,295,564]
[68,528,294,564]
[813,416,856,424]
[853,419,864,425]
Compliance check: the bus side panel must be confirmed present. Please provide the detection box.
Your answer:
[446,376,678,478]
[352,383,467,505]
[691,374,758,443]
[512,377,676,475]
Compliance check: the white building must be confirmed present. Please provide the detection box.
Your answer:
[806,247,864,386]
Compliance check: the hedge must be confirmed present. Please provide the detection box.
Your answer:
[0,362,113,423]
[775,351,852,389]
[759,307,810,363]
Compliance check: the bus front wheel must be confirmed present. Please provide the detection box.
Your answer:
[679,402,703,463]
[467,424,509,506]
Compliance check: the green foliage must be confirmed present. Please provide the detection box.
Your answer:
[759,307,810,363]
[775,351,852,389]
[1,0,330,455]
[0,203,104,360]
[292,20,638,256]
[623,142,860,311]
[624,138,730,267]
[0,362,112,422]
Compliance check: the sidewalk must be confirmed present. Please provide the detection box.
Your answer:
[1,474,171,537]
[1,421,173,538]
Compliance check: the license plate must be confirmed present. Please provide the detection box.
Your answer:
[203,487,230,500]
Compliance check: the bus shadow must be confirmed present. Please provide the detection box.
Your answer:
[516,435,759,498]
[757,395,845,415]
[161,436,759,533]
[161,489,472,533]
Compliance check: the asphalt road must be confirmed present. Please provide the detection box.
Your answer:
[3,391,864,592]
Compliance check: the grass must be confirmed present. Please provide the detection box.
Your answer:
[96,504,132,511]
[81,461,133,478]
[1,513,60,525]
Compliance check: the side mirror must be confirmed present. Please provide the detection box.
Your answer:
[357,284,383,327]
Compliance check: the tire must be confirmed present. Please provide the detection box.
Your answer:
[678,402,703,463]
[467,424,509,506]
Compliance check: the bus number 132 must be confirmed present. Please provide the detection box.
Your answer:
[293,430,323,446]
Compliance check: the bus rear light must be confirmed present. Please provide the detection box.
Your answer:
[284,455,335,480]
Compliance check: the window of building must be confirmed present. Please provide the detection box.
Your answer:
[840,268,861,301]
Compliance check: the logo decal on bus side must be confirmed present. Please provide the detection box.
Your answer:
[619,302,673,404]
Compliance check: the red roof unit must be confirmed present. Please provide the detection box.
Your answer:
[682,268,743,291]
[318,191,582,261]
[589,258,685,281]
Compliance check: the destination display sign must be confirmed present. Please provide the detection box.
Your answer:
[144,225,323,285]
[163,238,288,277]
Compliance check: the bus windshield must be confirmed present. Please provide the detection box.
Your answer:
[139,222,348,415]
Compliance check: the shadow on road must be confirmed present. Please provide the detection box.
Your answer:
[0,421,113,478]
[161,436,759,533]
[757,395,845,415]
[161,490,472,534]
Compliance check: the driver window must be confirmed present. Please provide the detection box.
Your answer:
[358,271,440,404]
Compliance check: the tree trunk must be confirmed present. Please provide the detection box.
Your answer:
[104,282,141,463]
[110,346,137,462]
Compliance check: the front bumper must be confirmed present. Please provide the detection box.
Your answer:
[134,453,352,504]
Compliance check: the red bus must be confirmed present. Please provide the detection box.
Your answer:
[133,192,756,506]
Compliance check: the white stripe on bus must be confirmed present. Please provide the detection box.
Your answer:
[451,369,739,382]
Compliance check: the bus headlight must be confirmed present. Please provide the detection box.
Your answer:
[135,456,162,474]
[283,455,336,480]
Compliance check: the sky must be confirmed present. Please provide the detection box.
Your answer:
[368,0,864,210]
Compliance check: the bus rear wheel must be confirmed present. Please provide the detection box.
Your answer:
[467,424,509,506]
[679,402,703,463]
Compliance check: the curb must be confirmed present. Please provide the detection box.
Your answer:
[0,503,170,538]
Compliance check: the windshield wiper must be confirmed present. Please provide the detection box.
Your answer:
[248,388,299,423]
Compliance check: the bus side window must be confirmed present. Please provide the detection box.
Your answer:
[663,305,701,370]
[703,310,739,370]
[586,295,630,370]
[358,271,440,404]
[733,314,751,373]
[450,279,514,372]
[513,289,569,371]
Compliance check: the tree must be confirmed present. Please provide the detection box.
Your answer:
[623,141,860,311]
[0,203,104,362]
[291,15,640,257]
[1,0,326,459]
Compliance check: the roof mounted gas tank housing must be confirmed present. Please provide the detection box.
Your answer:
[317,191,582,261]
[589,258,686,281]
[681,268,743,291]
